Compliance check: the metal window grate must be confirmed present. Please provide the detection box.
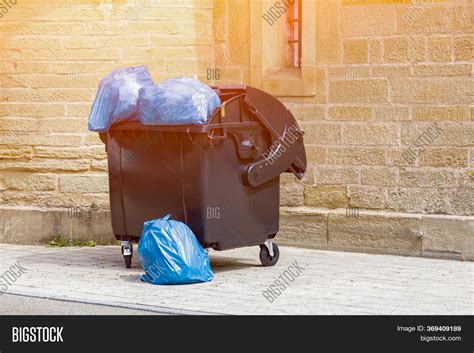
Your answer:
[287,0,302,68]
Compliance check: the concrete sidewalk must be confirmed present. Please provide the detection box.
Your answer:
[0,244,472,315]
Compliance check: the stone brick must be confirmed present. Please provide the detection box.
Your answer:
[343,66,371,80]
[0,160,90,172]
[313,166,360,185]
[39,119,89,133]
[305,146,327,165]
[344,39,369,64]
[414,63,472,76]
[0,132,82,147]
[422,216,474,260]
[76,193,111,210]
[343,124,398,146]
[328,213,422,255]
[386,188,450,215]
[410,37,427,63]
[397,6,448,34]
[50,61,114,76]
[329,80,389,103]
[34,146,106,160]
[384,37,410,63]
[448,2,473,33]
[315,0,340,64]
[70,209,115,245]
[5,88,95,103]
[285,104,325,121]
[414,107,469,121]
[279,207,328,249]
[361,167,398,187]
[66,103,96,118]
[301,123,342,145]
[91,160,108,172]
[419,148,468,168]
[0,208,70,244]
[281,165,313,185]
[369,39,382,64]
[0,75,30,89]
[446,187,474,216]
[0,205,114,245]
[391,78,473,104]
[0,118,39,132]
[328,106,373,121]
[0,103,64,118]
[427,36,453,62]
[399,169,468,188]
[327,66,371,80]
[327,67,348,79]
[342,5,396,37]
[0,173,57,191]
[84,134,103,146]
[0,146,32,160]
[60,174,109,194]
[402,123,474,147]
[0,191,103,209]
[280,173,300,186]
[280,183,304,207]
[327,147,385,165]
[386,148,419,167]
[374,107,410,121]
[371,65,411,77]
[304,185,349,208]
[348,186,386,210]
[454,36,474,61]
[30,74,101,89]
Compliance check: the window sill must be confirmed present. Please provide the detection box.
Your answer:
[265,69,302,81]
[258,67,315,97]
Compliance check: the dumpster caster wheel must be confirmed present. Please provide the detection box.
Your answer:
[259,242,279,267]
[121,241,133,269]
[124,255,132,269]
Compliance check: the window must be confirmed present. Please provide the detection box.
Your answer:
[286,0,302,69]
[250,0,315,96]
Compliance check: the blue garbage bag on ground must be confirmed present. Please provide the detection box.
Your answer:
[88,66,153,132]
[138,77,221,125]
[138,215,213,285]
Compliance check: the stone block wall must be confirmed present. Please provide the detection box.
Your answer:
[0,0,472,259]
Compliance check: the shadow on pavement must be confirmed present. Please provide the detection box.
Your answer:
[15,246,260,275]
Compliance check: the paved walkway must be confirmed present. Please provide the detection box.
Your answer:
[0,244,472,315]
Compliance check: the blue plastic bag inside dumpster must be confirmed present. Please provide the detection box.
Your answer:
[138,215,214,285]
[138,77,221,125]
[88,66,153,132]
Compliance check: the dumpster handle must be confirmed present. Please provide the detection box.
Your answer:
[242,97,306,187]
[205,129,227,150]
[207,129,227,141]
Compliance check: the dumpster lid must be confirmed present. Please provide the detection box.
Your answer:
[210,85,307,185]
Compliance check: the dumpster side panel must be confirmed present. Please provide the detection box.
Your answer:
[108,130,205,240]
[196,128,280,250]
[107,131,128,238]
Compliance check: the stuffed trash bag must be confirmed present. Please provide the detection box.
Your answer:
[138,77,221,126]
[138,215,214,285]
[88,66,153,132]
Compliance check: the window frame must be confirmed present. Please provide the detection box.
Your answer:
[250,0,316,97]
